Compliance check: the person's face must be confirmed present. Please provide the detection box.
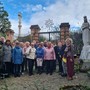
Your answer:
[41,42,44,46]
[20,42,24,48]
[58,42,62,47]
[16,43,20,47]
[12,43,15,47]
[61,40,65,45]
[31,43,34,47]
[47,42,51,48]
[66,39,71,46]
[39,44,42,48]
[26,43,30,47]
[33,40,36,44]
[6,41,10,45]
[23,43,26,47]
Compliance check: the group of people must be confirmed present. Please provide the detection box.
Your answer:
[0,36,74,80]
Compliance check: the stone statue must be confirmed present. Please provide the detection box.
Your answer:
[80,16,90,71]
[82,16,90,45]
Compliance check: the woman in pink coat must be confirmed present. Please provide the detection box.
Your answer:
[44,42,56,75]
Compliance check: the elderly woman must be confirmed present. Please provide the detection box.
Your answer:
[25,42,31,72]
[27,42,36,76]
[3,40,12,76]
[36,43,44,74]
[44,42,56,75]
[65,38,74,80]
[12,41,23,77]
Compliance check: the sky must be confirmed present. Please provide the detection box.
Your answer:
[1,0,90,36]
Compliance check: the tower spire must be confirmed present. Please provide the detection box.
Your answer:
[18,12,22,37]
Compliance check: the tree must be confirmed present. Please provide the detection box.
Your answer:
[39,35,46,42]
[70,30,83,54]
[0,1,11,34]
[51,25,60,40]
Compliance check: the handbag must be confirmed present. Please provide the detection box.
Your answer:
[62,57,67,63]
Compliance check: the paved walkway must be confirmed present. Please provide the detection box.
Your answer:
[0,72,90,90]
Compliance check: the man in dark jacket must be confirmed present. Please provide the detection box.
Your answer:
[56,41,63,74]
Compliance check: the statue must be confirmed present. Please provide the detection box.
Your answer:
[82,16,90,45]
[80,16,90,71]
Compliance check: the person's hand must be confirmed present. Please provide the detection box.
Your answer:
[70,59,73,62]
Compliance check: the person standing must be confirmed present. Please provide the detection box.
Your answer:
[11,42,15,75]
[65,38,74,80]
[27,43,36,76]
[12,41,23,77]
[33,40,39,71]
[3,40,12,76]
[36,43,44,74]
[0,41,4,76]
[19,42,25,74]
[44,42,56,75]
[25,42,31,72]
[57,41,63,75]
[61,40,67,77]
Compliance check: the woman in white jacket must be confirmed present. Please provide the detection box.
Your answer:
[26,43,36,76]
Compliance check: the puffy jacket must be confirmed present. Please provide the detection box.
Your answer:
[36,47,44,59]
[3,45,12,62]
[12,46,23,64]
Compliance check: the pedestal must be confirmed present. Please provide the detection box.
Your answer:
[80,45,90,71]
[80,45,90,61]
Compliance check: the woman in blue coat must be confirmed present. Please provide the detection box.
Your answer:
[36,43,44,74]
[12,41,23,77]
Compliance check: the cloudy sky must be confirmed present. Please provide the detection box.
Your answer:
[1,0,90,36]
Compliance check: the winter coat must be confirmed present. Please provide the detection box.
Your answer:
[28,47,36,59]
[44,47,56,60]
[0,45,3,57]
[3,45,12,62]
[64,45,74,58]
[12,46,23,64]
[0,44,4,69]
[36,47,44,59]
[25,46,31,59]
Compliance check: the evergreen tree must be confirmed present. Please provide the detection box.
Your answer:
[0,1,11,33]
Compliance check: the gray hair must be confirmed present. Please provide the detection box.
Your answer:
[65,38,73,44]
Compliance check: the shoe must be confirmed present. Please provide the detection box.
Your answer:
[59,72,62,75]
[14,75,17,77]
[50,73,52,75]
[67,77,73,80]
[29,74,32,76]
[46,72,49,75]
[29,73,34,76]
[61,73,67,77]
[18,74,21,77]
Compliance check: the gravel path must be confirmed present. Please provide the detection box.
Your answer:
[0,72,90,90]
